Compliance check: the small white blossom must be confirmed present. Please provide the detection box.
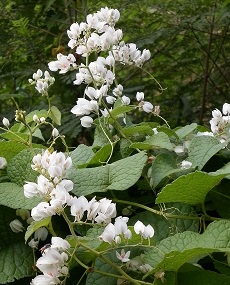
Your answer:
[142,101,153,113]
[222,103,230,115]
[80,116,94,128]
[116,249,130,263]
[134,220,154,239]
[136,92,144,101]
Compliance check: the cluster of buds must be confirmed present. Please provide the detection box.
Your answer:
[28,69,55,96]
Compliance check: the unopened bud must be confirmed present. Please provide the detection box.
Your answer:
[15,110,26,123]
[0,157,7,169]
[2,117,10,128]
[33,114,39,123]
[52,128,59,137]
[9,219,24,233]
[40,117,46,123]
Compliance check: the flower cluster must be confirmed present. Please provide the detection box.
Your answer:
[210,103,230,138]
[24,149,118,224]
[28,69,55,96]
[99,217,154,245]
[45,7,153,128]
[30,237,70,285]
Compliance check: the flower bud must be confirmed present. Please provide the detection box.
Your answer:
[0,157,7,169]
[33,114,39,123]
[2,117,10,128]
[9,219,24,233]
[52,128,59,137]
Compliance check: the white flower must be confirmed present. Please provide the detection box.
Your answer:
[51,237,70,251]
[80,116,94,128]
[94,198,117,224]
[136,92,144,101]
[121,95,130,105]
[134,220,154,239]
[36,248,68,277]
[212,108,222,119]
[31,202,56,221]
[222,103,230,115]
[106,95,116,104]
[0,157,7,169]
[181,160,192,169]
[99,223,116,244]
[142,101,153,113]
[9,219,24,233]
[2,117,10,128]
[70,196,89,222]
[30,274,60,285]
[116,249,131,263]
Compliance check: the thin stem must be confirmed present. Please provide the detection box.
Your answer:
[113,198,202,221]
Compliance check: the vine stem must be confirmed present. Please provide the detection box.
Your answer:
[112,198,202,221]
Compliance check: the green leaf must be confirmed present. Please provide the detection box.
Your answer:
[25,217,51,242]
[49,105,61,125]
[143,220,230,274]
[7,148,39,186]
[0,242,34,283]
[129,203,199,244]
[119,138,134,158]
[92,124,112,148]
[0,123,29,143]
[0,141,27,162]
[0,206,34,283]
[70,144,95,168]
[0,182,41,210]
[156,171,226,205]
[25,109,48,124]
[178,264,230,285]
[87,144,115,166]
[122,124,154,137]
[188,136,225,170]
[109,105,135,118]
[130,132,173,150]
[151,153,179,188]
[175,123,197,138]
[68,152,147,196]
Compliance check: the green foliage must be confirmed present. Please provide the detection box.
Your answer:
[68,151,147,196]
[2,2,230,285]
